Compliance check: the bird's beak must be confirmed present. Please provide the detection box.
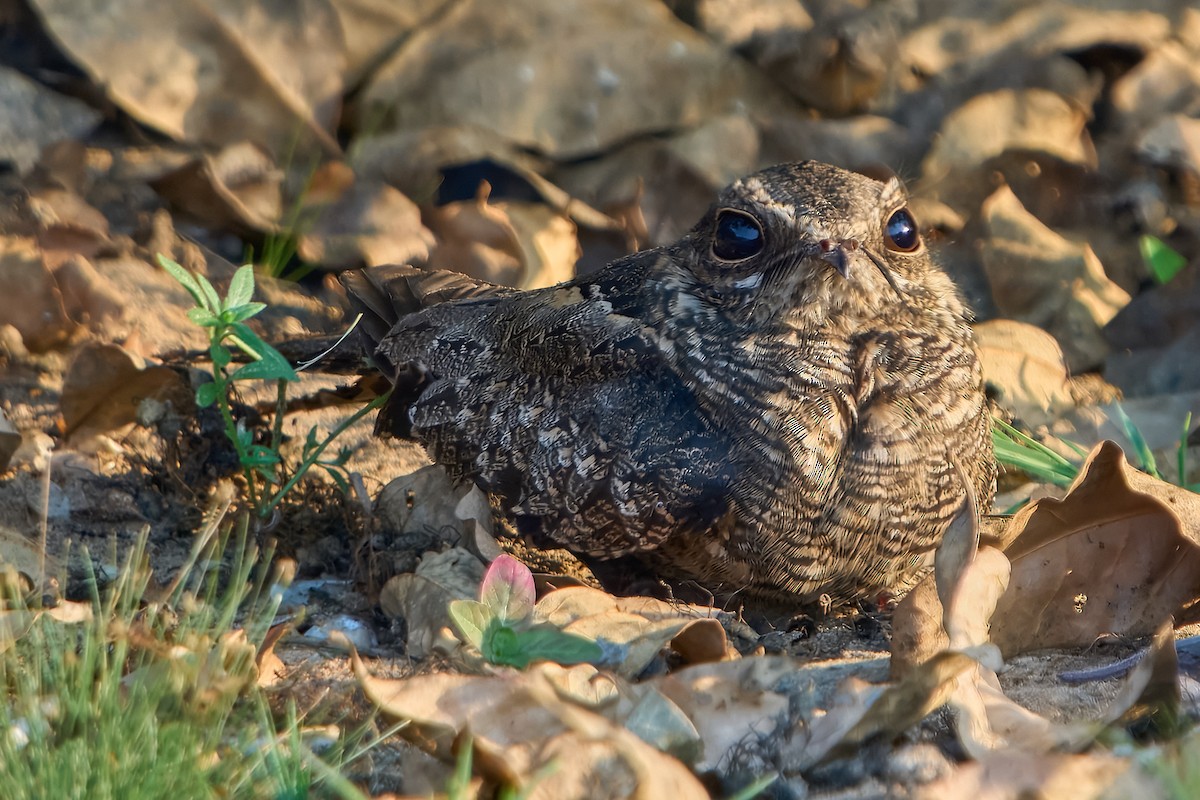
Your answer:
[817,238,857,278]
[819,246,852,278]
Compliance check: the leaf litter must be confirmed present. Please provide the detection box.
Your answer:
[2,0,1200,797]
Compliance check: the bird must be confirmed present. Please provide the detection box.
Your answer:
[341,161,996,609]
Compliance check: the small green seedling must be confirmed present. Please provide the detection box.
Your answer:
[449,555,602,669]
[159,255,388,517]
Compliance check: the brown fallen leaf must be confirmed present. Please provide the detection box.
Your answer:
[150,142,282,235]
[0,235,76,351]
[533,586,731,678]
[60,342,187,441]
[917,750,1132,800]
[354,0,784,159]
[980,184,1130,372]
[975,319,1084,427]
[350,654,709,798]
[296,171,435,270]
[378,548,484,661]
[425,181,579,289]
[990,441,1200,655]
[28,0,343,159]
[921,89,1096,198]
[650,656,805,773]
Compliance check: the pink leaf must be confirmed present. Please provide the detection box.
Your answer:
[480,554,535,625]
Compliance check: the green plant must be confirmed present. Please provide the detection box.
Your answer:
[0,518,373,799]
[448,555,603,669]
[992,409,1198,496]
[1140,235,1188,285]
[158,255,388,517]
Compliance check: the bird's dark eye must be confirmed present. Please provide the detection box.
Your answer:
[712,210,764,261]
[884,207,920,253]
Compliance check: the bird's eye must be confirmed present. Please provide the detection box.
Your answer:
[712,210,764,261]
[884,207,920,253]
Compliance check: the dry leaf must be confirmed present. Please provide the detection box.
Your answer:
[975,319,1080,426]
[650,656,798,773]
[425,183,579,289]
[990,442,1200,655]
[917,750,1131,800]
[350,654,708,798]
[0,236,77,350]
[28,0,343,159]
[922,89,1096,189]
[379,547,484,660]
[150,142,282,235]
[532,587,731,678]
[60,342,187,440]
[980,184,1130,371]
[297,174,435,269]
[354,0,783,159]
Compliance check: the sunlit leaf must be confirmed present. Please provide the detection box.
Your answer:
[1140,235,1187,285]
[480,554,535,626]
[448,599,493,650]
[225,264,256,308]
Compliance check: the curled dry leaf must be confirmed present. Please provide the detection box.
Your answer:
[425,182,580,290]
[980,184,1130,372]
[916,750,1132,800]
[974,319,1081,427]
[379,547,484,661]
[28,0,343,159]
[0,236,77,351]
[296,173,435,270]
[60,342,187,440]
[149,142,282,235]
[650,656,803,773]
[350,654,709,799]
[532,587,731,678]
[990,441,1200,655]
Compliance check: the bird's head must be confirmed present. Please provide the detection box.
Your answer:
[677,161,934,328]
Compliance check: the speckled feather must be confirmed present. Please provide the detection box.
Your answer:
[342,162,996,606]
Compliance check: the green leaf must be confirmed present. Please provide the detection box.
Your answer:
[221,302,267,324]
[480,554,535,626]
[194,271,223,314]
[1180,412,1193,488]
[226,265,256,308]
[157,254,208,309]
[195,381,220,408]
[512,625,603,666]
[228,324,299,381]
[1140,235,1188,285]
[990,425,1078,488]
[1114,403,1161,479]
[243,445,281,468]
[186,306,221,328]
[230,351,298,382]
[448,600,494,650]
[482,622,526,667]
[209,343,232,369]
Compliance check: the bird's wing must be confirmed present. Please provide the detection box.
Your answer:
[359,261,734,556]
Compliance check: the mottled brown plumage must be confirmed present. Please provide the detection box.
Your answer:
[342,161,995,607]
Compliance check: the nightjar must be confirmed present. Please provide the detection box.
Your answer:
[342,161,995,607]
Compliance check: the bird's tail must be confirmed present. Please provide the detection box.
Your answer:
[339,265,509,366]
